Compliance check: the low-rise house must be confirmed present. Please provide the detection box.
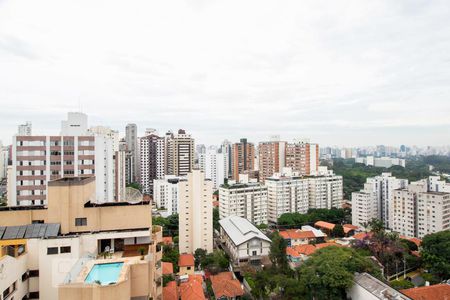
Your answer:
[314,221,358,236]
[401,284,450,300]
[210,271,244,300]
[163,261,174,275]
[279,229,316,246]
[219,216,271,266]
[179,253,195,276]
[179,274,206,300]
[348,272,412,300]
[286,242,343,266]
[163,281,179,300]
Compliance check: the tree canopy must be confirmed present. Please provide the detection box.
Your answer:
[278,208,351,227]
[421,230,450,280]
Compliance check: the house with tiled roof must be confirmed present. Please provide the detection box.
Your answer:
[286,242,343,265]
[401,284,450,300]
[314,221,358,236]
[162,261,174,275]
[163,281,179,300]
[279,229,317,246]
[179,275,206,300]
[210,271,244,300]
[179,253,195,276]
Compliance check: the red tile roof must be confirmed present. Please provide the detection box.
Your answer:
[286,243,342,257]
[163,281,178,300]
[162,236,174,245]
[179,278,206,300]
[315,242,342,250]
[162,262,174,275]
[210,272,244,299]
[400,236,422,247]
[188,274,203,284]
[280,229,316,240]
[401,284,450,300]
[179,254,195,267]
[353,232,372,240]
[315,221,335,230]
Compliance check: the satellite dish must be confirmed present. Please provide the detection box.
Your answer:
[125,187,143,204]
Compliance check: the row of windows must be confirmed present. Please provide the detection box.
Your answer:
[47,246,72,255]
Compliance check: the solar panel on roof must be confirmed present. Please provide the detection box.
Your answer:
[24,224,35,238]
[0,227,5,239]
[44,224,60,238]
[31,224,41,238]
[38,224,47,238]
[3,226,21,239]
[17,226,27,239]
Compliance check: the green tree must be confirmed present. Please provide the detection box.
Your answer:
[213,207,220,231]
[421,230,450,280]
[400,239,418,252]
[162,245,180,272]
[162,275,174,287]
[194,248,207,269]
[298,246,381,299]
[332,224,345,238]
[126,182,142,191]
[390,279,414,290]
[269,232,288,271]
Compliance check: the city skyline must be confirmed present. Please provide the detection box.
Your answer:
[1,1,450,146]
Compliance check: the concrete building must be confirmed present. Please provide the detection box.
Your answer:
[285,140,319,176]
[219,174,268,225]
[60,112,88,136]
[0,176,163,300]
[356,156,406,168]
[178,170,213,254]
[199,145,228,190]
[231,138,255,180]
[266,167,343,223]
[417,190,450,238]
[125,123,139,183]
[348,273,411,300]
[153,175,183,215]
[258,140,286,182]
[218,216,271,266]
[139,134,165,195]
[0,142,8,180]
[266,168,310,223]
[166,129,194,177]
[351,173,408,229]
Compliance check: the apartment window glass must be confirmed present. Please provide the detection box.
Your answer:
[75,217,87,226]
[60,246,71,253]
[47,247,58,255]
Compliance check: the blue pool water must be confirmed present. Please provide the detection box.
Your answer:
[85,262,124,285]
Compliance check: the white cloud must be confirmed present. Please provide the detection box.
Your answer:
[0,0,449,146]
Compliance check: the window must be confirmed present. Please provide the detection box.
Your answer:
[22,272,29,282]
[75,217,87,226]
[32,220,44,224]
[60,246,71,253]
[29,270,39,277]
[47,247,58,255]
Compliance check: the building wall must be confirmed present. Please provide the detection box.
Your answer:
[178,170,213,254]
[258,141,286,182]
[231,139,255,180]
[0,250,29,300]
[417,192,450,238]
[153,176,182,215]
[166,131,194,177]
[139,134,165,195]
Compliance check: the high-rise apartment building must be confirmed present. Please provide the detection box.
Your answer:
[153,175,183,215]
[258,140,286,182]
[352,173,408,229]
[18,121,32,136]
[285,140,319,176]
[178,170,213,254]
[391,177,450,238]
[199,145,228,190]
[0,142,8,180]
[125,123,139,182]
[139,134,165,195]
[9,113,117,205]
[166,129,194,176]
[231,138,255,180]
[219,174,268,225]
[266,167,343,223]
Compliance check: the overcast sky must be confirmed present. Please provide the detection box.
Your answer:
[0,0,449,147]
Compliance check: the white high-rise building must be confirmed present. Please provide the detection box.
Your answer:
[266,167,343,223]
[139,134,165,195]
[88,126,120,152]
[18,122,32,136]
[219,174,268,225]
[0,142,8,180]
[417,191,450,238]
[178,170,213,254]
[266,168,310,223]
[352,173,408,229]
[199,146,227,190]
[60,112,88,136]
[125,123,139,183]
[153,175,183,215]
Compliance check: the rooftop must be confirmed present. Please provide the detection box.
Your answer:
[279,229,316,240]
[163,281,178,300]
[353,272,411,300]
[179,275,205,300]
[0,223,60,240]
[401,284,450,300]
[162,262,174,275]
[210,272,244,298]
[219,216,271,246]
[179,253,195,267]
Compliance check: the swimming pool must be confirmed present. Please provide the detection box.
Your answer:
[85,262,124,285]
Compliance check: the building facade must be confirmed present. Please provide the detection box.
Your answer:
[178,170,213,254]
[258,140,286,182]
[231,138,255,180]
[199,145,228,190]
[125,123,139,183]
[285,140,319,176]
[139,134,165,195]
[219,174,268,225]
[166,129,194,177]
[153,175,183,215]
